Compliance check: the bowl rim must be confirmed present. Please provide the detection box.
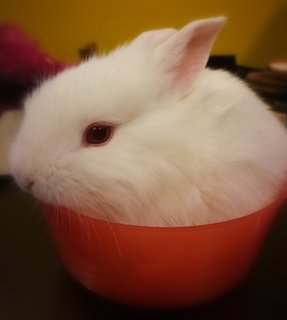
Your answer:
[45,187,287,232]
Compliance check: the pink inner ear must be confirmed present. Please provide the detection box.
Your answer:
[156,17,226,93]
[173,24,219,84]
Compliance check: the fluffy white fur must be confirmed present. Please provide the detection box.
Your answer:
[10,17,287,226]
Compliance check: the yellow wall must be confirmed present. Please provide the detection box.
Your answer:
[1,0,287,68]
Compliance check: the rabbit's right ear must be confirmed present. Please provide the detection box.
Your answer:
[154,17,226,95]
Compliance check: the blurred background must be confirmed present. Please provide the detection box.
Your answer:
[1,0,287,67]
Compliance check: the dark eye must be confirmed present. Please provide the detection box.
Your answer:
[84,123,113,146]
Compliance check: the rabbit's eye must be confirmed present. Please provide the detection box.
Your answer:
[84,123,113,146]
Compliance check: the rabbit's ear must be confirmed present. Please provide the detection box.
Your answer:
[155,17,226,94]
[131,28,177,50]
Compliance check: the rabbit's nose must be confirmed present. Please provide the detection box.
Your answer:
[13,171,35,192]
[24,178,35,192]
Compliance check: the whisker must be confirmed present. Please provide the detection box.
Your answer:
[106,218,122,259]
[89,218,104,263]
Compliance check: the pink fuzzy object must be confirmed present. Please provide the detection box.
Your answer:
[0,24,68,85]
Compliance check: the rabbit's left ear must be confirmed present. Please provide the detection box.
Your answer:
[155,17,226,94]
[131,28,177,50]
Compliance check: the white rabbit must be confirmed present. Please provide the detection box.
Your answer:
[9,17,287,226]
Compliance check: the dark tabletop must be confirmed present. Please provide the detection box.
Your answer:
[1,177,287,320]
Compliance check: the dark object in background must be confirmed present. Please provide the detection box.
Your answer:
[208,55,287,115]
[246,68,287,114]
[207,54,259,78]
[79,43,98,60]
[207,55,237,70]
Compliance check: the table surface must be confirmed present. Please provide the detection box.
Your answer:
[1,177,287,320]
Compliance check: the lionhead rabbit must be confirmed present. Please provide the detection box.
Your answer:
[10,17,287,226]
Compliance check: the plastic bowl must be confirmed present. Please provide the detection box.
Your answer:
[43,191,286,309]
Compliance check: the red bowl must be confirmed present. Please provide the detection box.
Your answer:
[43,191,286,309]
